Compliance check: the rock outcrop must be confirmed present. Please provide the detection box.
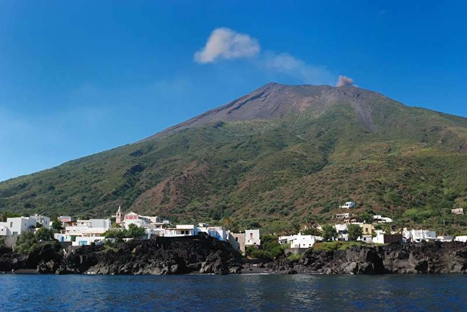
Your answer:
[271,242,467,274]
[0,235,243,275]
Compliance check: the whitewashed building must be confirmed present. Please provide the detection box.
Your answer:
[0,216,40,236]
[164,225,198,237]
[373,215,393,223]
[403,228,436,242]
[454,236,467,243]
[451,208,464,215]
[245,229,261,246]
[340,202,355,209]
[290,234,316,249]
[436,235,454,242]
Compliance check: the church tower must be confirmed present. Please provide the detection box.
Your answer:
[116,206,122,224]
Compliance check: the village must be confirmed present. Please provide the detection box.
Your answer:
[1,202,467,256]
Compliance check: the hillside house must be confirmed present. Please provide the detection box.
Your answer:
[373,215,393,223]
[245,229,261,246]
[228,232,245,253]
[403,228,436,242]
[340,202,355,209]
[0,215,51,237]
[335,213,350,220]
[451,208,464,215]
[454,236,467,243]
[373,230,402,244]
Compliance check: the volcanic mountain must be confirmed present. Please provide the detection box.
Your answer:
[1,83,467,232]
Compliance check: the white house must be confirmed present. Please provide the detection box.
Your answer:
[72,236,106,247]
[0,217,36,236]
[451,208,464,215]
[278,235,297,245]
[245,229,261,246]
[290,234,316,249]
[436,235,453,242]
[197,224,228,241]
[32,214,51,228]
[335,224,348,241]
[340,202,355,209]
[164,225,198,237]
[335,213,350,220]
[64,219,111,238]
[454,236,467,243]
[0,223,11,236]
[403,228,436,242]
[373,215,393,223]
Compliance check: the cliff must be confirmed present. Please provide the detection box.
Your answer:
[270,242,467,274]
[0,235,243,275]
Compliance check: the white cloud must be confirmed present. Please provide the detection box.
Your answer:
[194,28,340,85]
[194,28,260,64]
[336,75,354,87]
[263,52,334,84]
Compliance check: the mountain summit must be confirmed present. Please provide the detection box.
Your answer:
[1,83,467,232]
[154,83,391,137]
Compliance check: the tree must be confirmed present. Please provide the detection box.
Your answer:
[15,232,37,253]
[35,228,55,241]
[302,227,322,236]
[359,211,374,224]
[51,220,63,233]
[348,224,363,241]
[126,224,146,239]
[104,229,125,241]
[322,225,337,242]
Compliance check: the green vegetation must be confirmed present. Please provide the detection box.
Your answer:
[348,224,363,241]
[103,224,146,241]
[246,234,283,260]
[322,225,337,241]
[313,241,364,252]
[15,232,37,253]
[35,228,55,241]
[287,253,303,261]
[1,85,467,233]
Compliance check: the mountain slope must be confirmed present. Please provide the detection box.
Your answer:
[1,83,467,233]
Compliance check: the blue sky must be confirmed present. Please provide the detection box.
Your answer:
[0,1,466,181]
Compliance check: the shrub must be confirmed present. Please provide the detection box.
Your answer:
[35,228,55,241]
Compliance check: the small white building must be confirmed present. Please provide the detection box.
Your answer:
[436,235,453,242]
[32,214,51,228]
[403,228,436,242]
[451,208,464,215]
[290,234,316,249]
[373,215,393,223]
[245,229,261,246]
[0,217,36,236]
[335,213,350,220]
[164,225,198,237]
[197,224,228,241]
[454,236,467,243]
[64,219,111,238]
[340,202,355,209]
[335,224,348,241]
[73,236,106,247]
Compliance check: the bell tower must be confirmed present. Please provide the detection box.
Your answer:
[116,206,122,224]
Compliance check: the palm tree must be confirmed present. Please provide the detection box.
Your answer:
[0,212,7,222]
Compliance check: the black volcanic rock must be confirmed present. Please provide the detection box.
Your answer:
[273,242,467,274]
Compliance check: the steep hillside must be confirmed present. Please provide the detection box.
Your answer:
[1,83,467,233]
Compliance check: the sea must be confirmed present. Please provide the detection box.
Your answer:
[0,274,466,311]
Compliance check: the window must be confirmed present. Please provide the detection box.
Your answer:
[10,222,13,227]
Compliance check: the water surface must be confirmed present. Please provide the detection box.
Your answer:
[0,274,466,311]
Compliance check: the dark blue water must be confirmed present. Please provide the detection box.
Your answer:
[0,274,466,311]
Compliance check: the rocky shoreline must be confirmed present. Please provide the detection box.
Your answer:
[1,237,467,275]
